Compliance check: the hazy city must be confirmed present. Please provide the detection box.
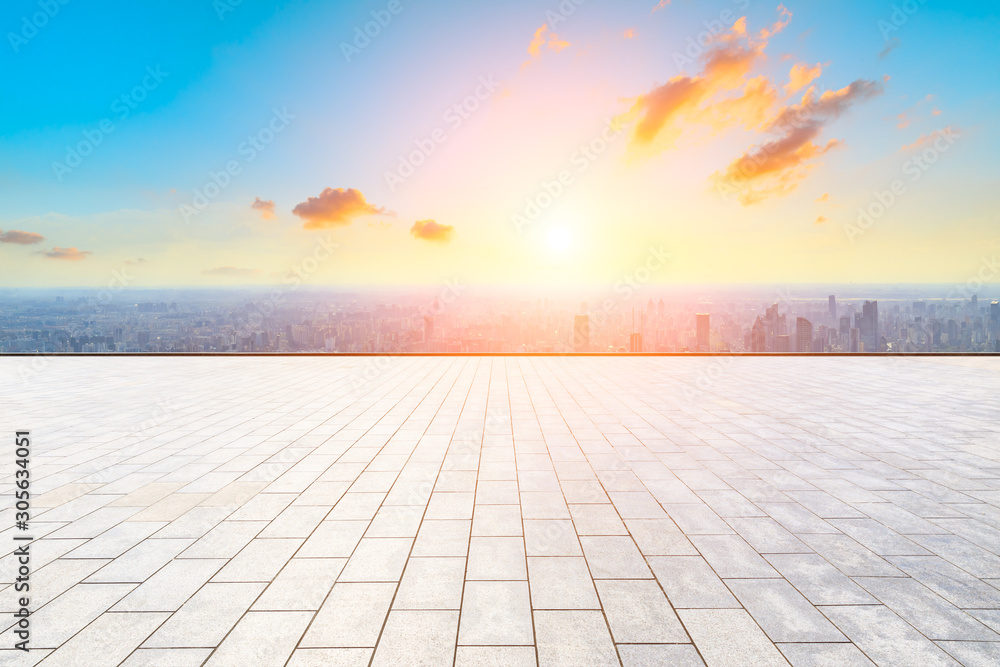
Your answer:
[1,286,997,355]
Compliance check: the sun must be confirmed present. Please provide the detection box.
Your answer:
[547,226,573,254]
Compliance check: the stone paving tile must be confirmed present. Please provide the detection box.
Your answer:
[2,356,999,666]
[821,605,961,667]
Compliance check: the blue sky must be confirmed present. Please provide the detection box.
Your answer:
[1,0,998,286]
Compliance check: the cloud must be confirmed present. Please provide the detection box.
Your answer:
[617,7,792,154]
[815,215,828,224]
[878,37,900,60]
[651,0,670,14]
[624,28,636,40]
[523,24,569,66]
[0,229,45,245]
[202,266,263,278]
[714,79,884,204]
[125,258,149,265]
[901,126,959,152]
[816,192,830,203]
[40,247,91,260]
[251,197,276,219]
[785,62,822,94]
[410,219,455,243]
[291,188,390,229]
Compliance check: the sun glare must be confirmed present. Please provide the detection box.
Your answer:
[547,226,572,254]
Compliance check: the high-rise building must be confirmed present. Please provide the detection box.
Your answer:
[862,300,878,349]
[629,332,643,353]
[991,301,999,324]
[573,315,589,353]
[828,295,837,322]
[774,335,790,353]
[696,313,710,352]
[796,317,812,353]
[424,315,434,342]
[751,316,766,352]
[850,327,861,353]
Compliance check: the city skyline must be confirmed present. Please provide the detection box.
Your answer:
[3,285,997,355]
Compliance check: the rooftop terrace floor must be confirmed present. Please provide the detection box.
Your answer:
[2,356,1000,666]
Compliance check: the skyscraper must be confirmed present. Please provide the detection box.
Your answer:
[751,316,766,352]
[828,295,837,322]
[862,300,878,350]
[573,315,589,353]
[424,315,434,342]
[796,317,812,353]
[696,313,710,352]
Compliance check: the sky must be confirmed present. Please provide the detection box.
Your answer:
[1,0,998,288]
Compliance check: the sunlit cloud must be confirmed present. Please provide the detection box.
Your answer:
[251,197,276,219]
[410,219,455,243]
[292,187,390,229]
[39,247,91,260]
[651,0,670,14]
[624,28,636,40]
[785,62,822,94]
[816,192,830,203]
[617,7,792,155]
[523,24,569,67]
[815,215,828,224]
[202,266,262,278]
[715,78,884,204]
[0,229,45,245]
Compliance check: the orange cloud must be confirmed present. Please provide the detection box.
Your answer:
[410,219,455,243]
[785,62,822,94]
[0,229,45,245]
[524,24,569,66]
[815,216,828,224]
[203,266,262,278]
[716,79,884,204]
[251,197,276,219]
[624,28,636,40]
[40,247,91,260]
[652,0,670,14]
[618,7,791,154]
[292,188,389,229]
[816,192,830,203]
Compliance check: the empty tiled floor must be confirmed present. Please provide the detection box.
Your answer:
[2,355,999,666]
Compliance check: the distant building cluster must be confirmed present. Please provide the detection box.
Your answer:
[0,289,997,354]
